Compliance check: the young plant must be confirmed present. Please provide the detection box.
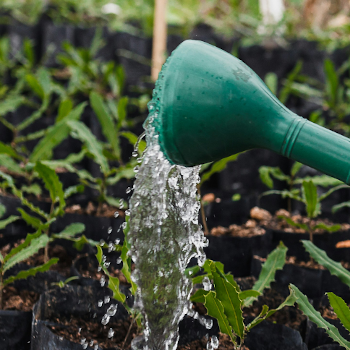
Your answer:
[64,91,143,213]
[188,242,295,349]
[0,230,58,309]
[0,162,90,262]
[260,163,348,242]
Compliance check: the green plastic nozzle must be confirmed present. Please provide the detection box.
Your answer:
[148,40,350,185]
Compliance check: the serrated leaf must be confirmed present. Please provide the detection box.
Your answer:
[244,241,287,307]
[302,240,350,288]
[190,289,209,304]
[52,223,85,239]
[295,175,343,187]
[21,183,42,196]
[3,234,49,272]
[327,292,350,332]
[17,208,43,229]
[3,258,58,287]
[204,291,236,344]
[290,284,350,349]
[0,154,24,175]
[106,166,135,185]
[333,201,350,214]
[90,92,120,159]
[116,97,128,129]
[0,215,19,229]
[26,74,44,99]
[35,162,65,211]
[68,120,109,174]
[201,154,240,185]
[108,275,126,303]
[73,234,98,251]
[30,103,86,162]
[210,261,244,338]
[0,95,24,116]
[239,290,261,301]
[259,166,290,189]
[313,223,341,233]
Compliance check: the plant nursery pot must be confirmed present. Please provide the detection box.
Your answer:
[41,20,75,67]
[204,230,272,277]
[251,257,324,299]
[31,284,130,350]
[304,317,350,349]
[0,310,32,350]
[244,318,307,350]
[115,32,152,91]
[7,20,40,61]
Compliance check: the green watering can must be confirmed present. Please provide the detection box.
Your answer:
[149,40,350,185]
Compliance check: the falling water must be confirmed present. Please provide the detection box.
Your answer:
[128,94,209,348]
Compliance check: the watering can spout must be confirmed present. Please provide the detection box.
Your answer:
[149,40,350,185]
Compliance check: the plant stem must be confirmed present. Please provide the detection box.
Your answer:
[0,273,3,310]
[121,316,136,350]
[45,201,55,263]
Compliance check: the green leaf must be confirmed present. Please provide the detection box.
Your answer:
[302,240,350,288]
[333,201,350,214]
[3,234,49,272]
[302,180,319,219]
[290,284,350,349]
[313,223,341,233]
[64,184,84,199]
[201,154,241,185]
[30,102,86,162]
[185,265,201,278]
[247,288,297,330]
[52,223,85,240]
[90,92,120,159]
[0,95,24,116]
[0,155,24,175]
[35,162,65,211]
[244,241,287,307]
[327,292,350,332]
[21,183,42,196]
[3,258,58,287]
[108,275,126,303]
[324,59,339,106]
[190,289,209,304]
[210,261,245,338]
[56,98,73,122]
[204,291,236,344]
[26,74,45,99]
[278,215,308,231]
[106,166,135,185]
[105,196,127,209]
[117,97,129,130]
[0,141,21,159]
[73,235,98,251]
[239,290,261,301]
[294,175,343,187]
[264,72,278,95]
[17,208,42,229]
[0,215,20,229]
[259,166,289,189]
[120,131,147,154]
[291,162,303,177]
[0,203,6,218]
[68,120,109,174]
[232,193,241,201]
[319,184,349,202]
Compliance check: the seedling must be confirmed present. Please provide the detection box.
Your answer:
[0,230,58,309]
[188,242,295,349]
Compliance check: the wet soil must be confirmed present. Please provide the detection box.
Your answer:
[1,285,39,311]
[65,202,125,218]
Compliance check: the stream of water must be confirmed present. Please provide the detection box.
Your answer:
[128,102,209,349]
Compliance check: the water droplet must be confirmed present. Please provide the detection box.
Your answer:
[132,150,138,158]
[107,227,112,234]
[78,328,82,333]
[202,276,212,291]
[100,276,106,287]
[114,211,120,218]
[126,187,132,194]
[116,257,122,264]
[108,242,116,253]
[125,209,131,216]
[101,315,110,325]
[98,300,103,307]
[99,239,105,247]
[114,238,120,245]
[108,328,114,338]
[104,296,110,303]
[107,304,117,317]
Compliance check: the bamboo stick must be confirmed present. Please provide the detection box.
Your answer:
[152,0,168,81]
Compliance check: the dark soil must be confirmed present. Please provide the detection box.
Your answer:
[49,315,139,349]
[209,220,266,237]
[65,202,125,218]
[2,285,39,311]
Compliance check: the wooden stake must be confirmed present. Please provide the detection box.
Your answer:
[152,0,167,81]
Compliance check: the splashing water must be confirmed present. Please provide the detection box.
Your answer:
[128,104,209,348]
